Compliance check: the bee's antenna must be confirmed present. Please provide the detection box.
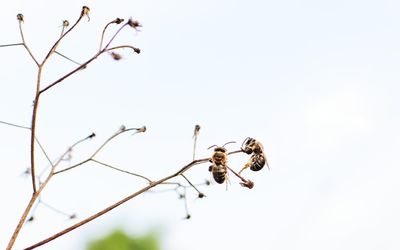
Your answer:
[222,141,236,148]
[241,137,251,148]
[207,145,218,150]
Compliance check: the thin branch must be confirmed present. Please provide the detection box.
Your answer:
[103,22,129,49]
[6,132,96,249]
[105,45,141,54]
[0,120,54,169]
[0,42,24,48]
[39,52,100,94]
[34,137,54,168]
[24,150,244,249]
[54,127,143,174]
[39,199,76,219]
[54,51,82,66]
[90,159,152,183]
[180,174,202,195]
[30,69,43,193]
[99,18,124,51]
[23,157,215,250]
[18,20,39,67]
[6,169,53,250]
[0,120,30,129]
[41,7,86,65]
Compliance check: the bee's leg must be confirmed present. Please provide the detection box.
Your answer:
[225,172,230,191]
[238,161,251,175]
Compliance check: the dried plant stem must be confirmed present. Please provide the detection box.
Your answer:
[99,20,117,51]
[24,156,215,250]
[6,133,94,250]
[25,150,245,249]
[6,171,53,250]
[54,51,82,65]
[90,159,152,183]
[18,21,39,67]
[0,120,30,129]
[54,128,142,175]
[0,42,24,47]
[30,73,42,193]
[42,12,84,65]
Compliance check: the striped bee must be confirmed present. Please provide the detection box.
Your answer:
[208,142,235,184]
[239,137,269,174]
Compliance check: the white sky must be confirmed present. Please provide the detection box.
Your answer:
[1,0,400,249]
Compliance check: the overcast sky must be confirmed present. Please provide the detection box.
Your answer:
[1,0,400,250]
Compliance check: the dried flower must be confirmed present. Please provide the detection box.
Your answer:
[62,20,69,27]
[17,13,24,22]
[133,47,141,54]
[240,179,254,189]
[81,6,90,21]
[127,18,141,30]
[110,52,122,61]
[138,126,146,133]
[113,18,124,24]
[193,124,201,138]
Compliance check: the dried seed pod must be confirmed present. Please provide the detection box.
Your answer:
[81,6,90,21]
[110,52,122,61]
[62,20,69,27]
[17,13,24,22]
[127,18,141,29]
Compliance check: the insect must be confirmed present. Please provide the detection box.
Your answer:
[239,137,269,174]
[208,141,235,184]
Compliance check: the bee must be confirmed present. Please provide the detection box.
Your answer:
[239,137,269,174]
[208,141,235,184]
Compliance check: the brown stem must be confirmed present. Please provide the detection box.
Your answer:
[18,21,39,67]
[6,171,53,250]
[41,10,84,65]
[24,150,244,249]
[30,66,44,193]
[39,52,100,94]
[54,127,142,174]
[24,158,209,249]
[90,159,152,183]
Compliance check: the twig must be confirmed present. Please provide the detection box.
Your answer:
[99,18,124,51]
[54,127,143,174]
[54,51,82,65]
[6,170,53,250]
[0,120,30,129]
[41,7,86,65]
[25,150,244,249]
[17,18,39,67]
[90,159,152,183]
[23,157,213,250]
[6,132,96,249]
[0,42,24,48]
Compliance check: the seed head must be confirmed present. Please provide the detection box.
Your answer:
[110,52,122,61]
[62,20,69,27]
[114,18,124,24]
[127,18,141,30]
[17,13,24,22]
[81,6,90,21]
